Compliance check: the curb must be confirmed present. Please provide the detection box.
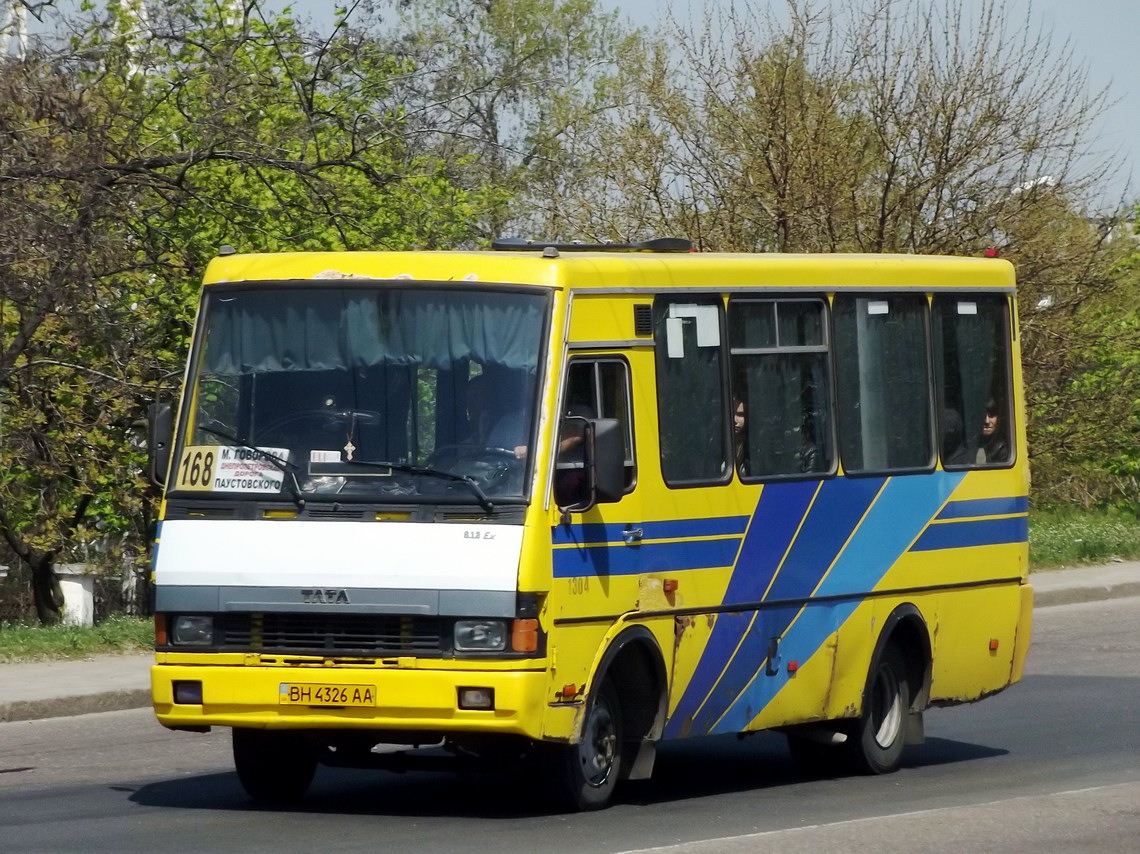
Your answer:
[1033,580,1140,609]
[0,689,152,724]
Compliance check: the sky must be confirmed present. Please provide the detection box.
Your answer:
[989,0,1140,203]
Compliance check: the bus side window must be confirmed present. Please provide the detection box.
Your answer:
[833,294,933,473]
[653,297,729,485]
[728,298,833,479]
[934,295,1014,468]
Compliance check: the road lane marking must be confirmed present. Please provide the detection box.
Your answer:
[614,781,1140,853]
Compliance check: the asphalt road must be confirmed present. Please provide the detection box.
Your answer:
[1,597,1137,853]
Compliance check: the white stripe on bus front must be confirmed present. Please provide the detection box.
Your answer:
[154,519,523,591]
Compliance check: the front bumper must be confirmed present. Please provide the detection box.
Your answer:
[152,662,549,740]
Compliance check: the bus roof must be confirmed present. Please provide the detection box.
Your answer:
[202,249,1016,292]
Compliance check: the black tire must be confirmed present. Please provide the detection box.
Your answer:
[232,728,318,804]
[848,643,910,774]
[546,680,623,811]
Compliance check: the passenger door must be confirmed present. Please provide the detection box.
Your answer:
[552,355,644,605]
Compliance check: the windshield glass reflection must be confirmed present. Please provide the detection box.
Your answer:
[176,286,547,504]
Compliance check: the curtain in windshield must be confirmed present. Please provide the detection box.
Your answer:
[203,288,544,374]
[183,285,546,502]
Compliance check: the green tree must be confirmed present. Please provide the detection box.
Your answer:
[558,0,1117,250]
[1021,213,1140,509]
[0,0,485,622]
[387,0,635,240]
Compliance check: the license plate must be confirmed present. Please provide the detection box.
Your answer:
[279,683,376,707]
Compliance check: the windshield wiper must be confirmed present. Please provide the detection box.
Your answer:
[345,459,495,515]
[197,423,308,510]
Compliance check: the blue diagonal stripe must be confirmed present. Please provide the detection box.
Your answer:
[665,481,817,737]
[711,472,964,734]
[684,477,888,735]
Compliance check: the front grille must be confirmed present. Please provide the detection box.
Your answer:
[303,508,367,520]
[218,612,446,656]
[165,502,240,519]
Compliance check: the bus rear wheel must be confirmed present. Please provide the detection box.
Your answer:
[848,644,910,774]
[232,728,317,803]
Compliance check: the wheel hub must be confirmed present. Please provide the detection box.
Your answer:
[871,666,903,748]
[578,698,617,787]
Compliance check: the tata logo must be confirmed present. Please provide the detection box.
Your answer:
[301,588,350,605]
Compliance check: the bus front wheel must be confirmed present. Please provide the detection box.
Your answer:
[545,679,623,811]
[232,728,317,803]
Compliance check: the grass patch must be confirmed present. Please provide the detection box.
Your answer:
[1030,508,1140,569]
[0,615,153,663]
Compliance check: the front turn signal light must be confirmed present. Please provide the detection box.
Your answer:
[511,619,538,652]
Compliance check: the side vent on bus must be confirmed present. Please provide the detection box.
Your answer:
[633,304,653,337]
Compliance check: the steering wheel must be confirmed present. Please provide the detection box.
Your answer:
[257,409,383,444]
[425,444,520,468]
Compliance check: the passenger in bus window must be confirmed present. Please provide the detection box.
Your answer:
[977,399,1009,464]
[732,395,747,474]
[797,417,821,473]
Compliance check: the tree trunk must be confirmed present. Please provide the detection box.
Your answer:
[30,553,64,625]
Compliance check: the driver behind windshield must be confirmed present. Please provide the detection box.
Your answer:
[465,369,529,459]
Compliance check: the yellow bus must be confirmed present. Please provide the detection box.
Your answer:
[148,240,1032,810]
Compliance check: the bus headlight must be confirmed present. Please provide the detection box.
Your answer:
[454,619,507,651]
[171,615,215,646]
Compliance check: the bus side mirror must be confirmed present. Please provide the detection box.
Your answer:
[556,417,625,515]
[589,418,625,504]
[147,402,173,492]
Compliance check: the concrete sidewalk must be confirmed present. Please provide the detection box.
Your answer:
[1029,560,1140,607]
[0,652,152,724]
[2,563,1138,725]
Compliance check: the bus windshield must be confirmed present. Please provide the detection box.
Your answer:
[174,284,548,504]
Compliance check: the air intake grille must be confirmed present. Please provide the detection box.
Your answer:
[218,613,446,655]
[304,507,366,520]
[633,304,653,336]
